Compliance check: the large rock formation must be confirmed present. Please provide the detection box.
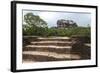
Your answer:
[57,19,78,28]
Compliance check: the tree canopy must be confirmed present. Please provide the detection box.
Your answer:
[24,13,47,28]
[23,13,48,35]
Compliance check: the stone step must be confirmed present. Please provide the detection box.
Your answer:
[38,37,70,39]
[23,45,72,53]
[37,39,71,41]
[24,36,71,42]
[23,51,81,62]
[25,45,72,49]
[36,37,71,41]
[30,41,72,46]
[23,47,70,54]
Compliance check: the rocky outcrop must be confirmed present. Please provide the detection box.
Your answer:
[57,19,78,28]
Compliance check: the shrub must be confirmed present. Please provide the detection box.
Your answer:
[23,26,90,38]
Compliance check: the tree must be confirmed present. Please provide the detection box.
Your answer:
[23,13,48,35]
[24,13,47,28]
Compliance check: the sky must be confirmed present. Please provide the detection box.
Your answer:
[23,10,91,27]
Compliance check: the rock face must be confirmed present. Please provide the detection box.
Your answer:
[57,19,78,28]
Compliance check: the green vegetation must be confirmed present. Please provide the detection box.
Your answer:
[23,13,90,38]
[23,13,48,35]
[24,13,47,28]
[23,26,90,37]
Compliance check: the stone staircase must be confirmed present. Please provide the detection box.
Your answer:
[23,37,81,63]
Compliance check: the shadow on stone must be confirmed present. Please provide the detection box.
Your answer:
[71,35,91,60]
[23,54,70,62]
